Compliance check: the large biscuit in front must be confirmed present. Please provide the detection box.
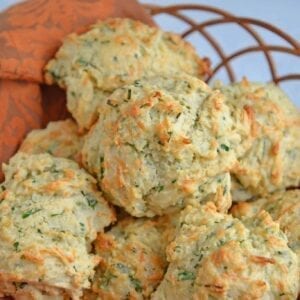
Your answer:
[45,18,210,130]
[219,80,300,198]
[0,153,115,299]
[19,119,82,161]
[82,75,238,217]
[153,203,299,299]
[231,190,300,271]
[90,215,176,300]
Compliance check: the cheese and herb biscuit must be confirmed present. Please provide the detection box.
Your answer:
[0,153,115,299]
[45,18,210,130]
[82,75,238,217]
[153,203,299,299]
[219,80,300,199]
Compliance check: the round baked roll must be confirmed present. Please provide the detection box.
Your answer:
[82,75,238,217]
[218,79,300,199]
[19,119,82,161]
[90,215,176,300]
[231,189,300,272]
[45,18,210,130]
[0,153,115,299]
[153,202,299,299]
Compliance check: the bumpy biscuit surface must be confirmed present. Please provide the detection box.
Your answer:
[82,75,238,217]
[152,203,299,299]
[45,18,210,130]
[19,119,82,161]
[219,80,300,198]
[231,190,300,271]
[0,153,115,299]
[90,215,176,300]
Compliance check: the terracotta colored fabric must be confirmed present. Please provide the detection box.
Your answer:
[0,0,154,180]
[0,80,43,176]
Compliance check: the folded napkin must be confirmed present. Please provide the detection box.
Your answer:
[0,0,154,180]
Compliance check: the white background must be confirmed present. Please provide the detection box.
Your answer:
[1,0,299,106]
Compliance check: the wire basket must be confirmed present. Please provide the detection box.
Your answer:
[144,4,300,101]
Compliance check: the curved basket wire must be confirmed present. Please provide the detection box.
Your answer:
[144,4,300,85]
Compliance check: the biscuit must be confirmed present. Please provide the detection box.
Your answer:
[91,215,176,299]
[82,75,237,217]
[231,189,300,271]
[0,153,115,299]
[19,119,82,162]
[153,203,299,299]
[219,79,300,198]
[45,18,210,130]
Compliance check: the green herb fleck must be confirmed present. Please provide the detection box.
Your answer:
[134,80,142,87]
[116,263,130,273]
[22,208,42,219]
[100,272,117,288]
[129,275,142,293]
[81,191,98,209]
[80,223,85,231]
[177,271,195,281]
[50,211,64,217]
[220,144,230,151]
[155,185,164,192]
[176,112,182,119]
[107,99,118,107]
[127,89,132,100]
[171,179,177,184]
[13,241,20,252]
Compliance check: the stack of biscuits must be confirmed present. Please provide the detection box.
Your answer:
[0,18,299,299]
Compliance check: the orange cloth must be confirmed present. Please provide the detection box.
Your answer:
[0,0,154,180]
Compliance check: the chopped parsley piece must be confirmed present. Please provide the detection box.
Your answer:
[80,223,85,231]
[220,144,230,151]
[22,208,42,219]
[127,89,132,100]
[155,185,164,192]
[129,275,142,293]
[13,241,20,252]
[134,80,142,87]
[100,272,117,288]
[81,191,98,209]
[107,99,118,107]
[50,211,64,217]
[177,271,195,281]
[171,179,177,184]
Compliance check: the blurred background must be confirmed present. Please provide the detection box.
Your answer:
[1,0,299,106]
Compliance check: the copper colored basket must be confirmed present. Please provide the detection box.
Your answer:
[145,4,300,88]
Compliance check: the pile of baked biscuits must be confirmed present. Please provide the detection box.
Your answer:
[0,18,299,299]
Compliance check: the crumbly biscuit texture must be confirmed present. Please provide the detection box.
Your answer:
[82,75,238,217]
[219,80,300,197]
[91,215,177,300]
[45,18,210,130]
[231,189,300,265]
[152,203,299,299]
[19,119,82,162]
[0,153,115,299]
